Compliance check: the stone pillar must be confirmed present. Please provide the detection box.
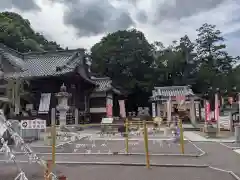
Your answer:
[167,97,171,123]
[75,108,79,125]
[189,97,196,125]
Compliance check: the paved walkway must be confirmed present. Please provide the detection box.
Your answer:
[195,142,240,176]
[184,131,234,142]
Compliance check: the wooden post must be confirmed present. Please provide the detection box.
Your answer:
[45,160,52,180]
[143,120,150,169]
[178,119,185,154]
[51,108,56,166]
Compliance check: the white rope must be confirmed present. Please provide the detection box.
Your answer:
[0,114,58,180]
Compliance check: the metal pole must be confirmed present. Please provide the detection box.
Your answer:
[143,120,150,168]
[125,118,129,154]
[51,108,56,166]
[178,119,185,154]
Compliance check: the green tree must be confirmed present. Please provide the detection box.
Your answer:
[91,29,155,91]
[195,23,238,92]
[0,12,62,52]
[153,35,196,87]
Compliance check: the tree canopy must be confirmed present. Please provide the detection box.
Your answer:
[0,12,62,52]
[91,23,240,99]
[91,29,155,91]
[1,11,240,108]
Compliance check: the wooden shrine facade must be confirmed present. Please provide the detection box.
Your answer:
[150,86,200,124]
[0,43,125,125]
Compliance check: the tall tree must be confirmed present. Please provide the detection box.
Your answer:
[195,23,237,92]
[0,12,62,52]
[153,36,196,87]
[91,29,155,91]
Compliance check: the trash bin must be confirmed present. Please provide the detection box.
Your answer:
[235,125,240,143]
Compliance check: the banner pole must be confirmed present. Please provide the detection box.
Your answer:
[178,119,185,154]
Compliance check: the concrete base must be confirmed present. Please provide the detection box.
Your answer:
[204,126,217,138]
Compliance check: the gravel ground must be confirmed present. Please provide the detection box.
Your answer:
[0,163,236,180]
[29,139,201,155]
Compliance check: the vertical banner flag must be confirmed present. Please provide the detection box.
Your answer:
[152,103,156,117]
[214,93,219,122]
[118,100,126,118]
[205,100,210,122]
[106,97,113,117]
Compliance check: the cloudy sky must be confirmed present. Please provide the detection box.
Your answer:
[1,0,240,56]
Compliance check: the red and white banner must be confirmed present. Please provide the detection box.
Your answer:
[118,100,126,118]
[214,93,219,122]
[205,100,211,122]
[106,104,113,117]
[106,96,113,117]
[228,97,233,105]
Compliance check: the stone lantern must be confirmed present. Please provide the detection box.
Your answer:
[55,84,71,127]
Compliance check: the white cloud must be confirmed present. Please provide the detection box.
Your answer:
[1,0,240,56]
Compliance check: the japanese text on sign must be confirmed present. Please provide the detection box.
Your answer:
[20,119,46,129]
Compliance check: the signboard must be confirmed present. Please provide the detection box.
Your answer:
[20,119,46,129]
[119,100,126,118]
[101,117,113,124]
[219,116,231,130]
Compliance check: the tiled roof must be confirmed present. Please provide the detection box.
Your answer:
[0,44,88,79]
[6,52,78,78]
[94,78,112,92]
[150,86,194,101]
[91,76,121,94]
[0,44,25,70]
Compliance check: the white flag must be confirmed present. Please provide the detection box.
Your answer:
[118,100,126,118]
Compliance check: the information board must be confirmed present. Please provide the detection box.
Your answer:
[101,117,113,124]
[20,119,46,129]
